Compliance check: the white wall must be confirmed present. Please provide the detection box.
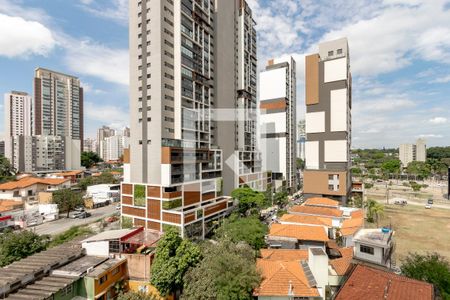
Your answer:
[305,141,319,169]
[82,241,110,256]
[354,242,385,265]
[330,89,347,132]
[324,57,347,83]
[260,113,286,134]
[324,140,347,162]
[305,112,325,133]
[260,68,287,100]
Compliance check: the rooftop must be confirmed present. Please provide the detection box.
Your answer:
[0,200,24,213]
[289,205,343,218]
[0,177,69,191]
[81,228,138,243]
[52,256,108,277]
[269,223,329,242]
[5,275,78,300]
[329,247,354,276]
[279,214,332,227]
[335,264,434,300]
[53,170,84,177]
[304,197,339,208]
[353,228,393,247]
[122,229,162,247]
[85,258,126,278]
[260,249,309,261]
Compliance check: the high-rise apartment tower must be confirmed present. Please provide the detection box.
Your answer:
[303,38,352,203]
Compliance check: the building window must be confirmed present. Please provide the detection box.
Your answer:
[360,245,374,255]
[112,266,120,275]
[328,50,334,56]
[328,174,339,191]
[61,284,73,296]
[99,275,108,285]
[337,48,343,55]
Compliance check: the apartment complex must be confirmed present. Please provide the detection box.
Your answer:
[97,125,115,157]
[215,0,269,194]
[399,138,426,167]
[303,38,352,203]
[298,119,306,160]
[83,137,97,153]
[104,134,130,161]
[259,57,297,192]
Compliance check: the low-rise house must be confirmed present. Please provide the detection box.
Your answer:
[353,228,395,268]
[49,170,85,184]
[267,223,329,250]
[0,177,70,208]
[335,264,434,300]
[84,184,120,208]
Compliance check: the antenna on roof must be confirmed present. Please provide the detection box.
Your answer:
[288,280,294,296]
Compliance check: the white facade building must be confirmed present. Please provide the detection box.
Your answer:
[104,135,129,161]
[399,138,426,167]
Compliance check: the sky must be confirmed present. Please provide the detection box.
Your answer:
[0,0,449,148]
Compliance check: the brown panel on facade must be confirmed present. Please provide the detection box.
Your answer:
[122,206,146,218]
[303,170,347,196]
[161,147,171,164]
[162,191,182,199]
[122,184,132,195]
[147,221,161,231]
[34,78,42,135]
[260,99,286,111]
[122,196,133,205]
[202,192,215,201]
[204,201,227,217]
[305,54,320,105]
[184,191,201,206]
[184,212,195,224]
[147,186,161,198]
[147,199,161,220]
[267,59,274,66]
[123,148,130,163]
[239,176,246,184]
[162,212,181,224]
[134,218,145,227]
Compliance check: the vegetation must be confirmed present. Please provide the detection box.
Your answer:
[134,185,146,207]
[81,151,102,168]
[0,155,15,183]
[117,291,160,300]
[366,199,384,226]
[381,159,401,176]
[0,230,50,267]
[273,188,289,207]
[231,187,267,216]
[296,158,305,170]
[215,214,267,250]
[52,188,84,218]
[406,161,431,180]
[121,216,133,229]
[150,228,201,296]
[78,172,119,190]
[182,239,261,300]
[49,226,93,247]
[401,252,450,299]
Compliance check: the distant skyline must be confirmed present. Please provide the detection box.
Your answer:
[0,0,449,148]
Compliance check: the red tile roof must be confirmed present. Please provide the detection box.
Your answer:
[304,197,339,207]
[269,223,329,242]
[335,265,434,300]
[279,214,333,227]
[0,199,24,213]
[340,217,364,236]
[255,260,319,297]
[289,205,343,218]
[0,177,70,190]
[260,249,309,261]
[329,247,354,275]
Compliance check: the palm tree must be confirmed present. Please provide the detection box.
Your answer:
[365,199,385,227]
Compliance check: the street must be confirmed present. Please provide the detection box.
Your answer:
[29,205,117,236]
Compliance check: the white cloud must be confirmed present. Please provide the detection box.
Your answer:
[0,13,55,58]
[418,134,443,139]
[82,82,106,95]
[77,0,128,25]
[85,101,129,129]
[429,117,448,124]
[431,74,450,83]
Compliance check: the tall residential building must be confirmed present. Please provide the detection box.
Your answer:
[298,119,306,161]
[96,125,115,156]
[399,138,426,166]
[4,91,33,137]
[123,127,131,138]
[33,68,83,170]
[83,138,97,153]
[104,135,129,161]
[122,0,235,238]
[259,57,297,192]
[303,38,352,203]
[215,0,269,195]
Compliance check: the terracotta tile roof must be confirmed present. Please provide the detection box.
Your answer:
[54,170,83,176]
[335,265,434,300]
[329,247,354,275]
[269,223,329,242]
[280,214,333,227]
[289,205,343,218]
[304,197,339,207]
[260,249,309,261]
[254,259,319,297]
[340,217,364,236]
[350,209,364,218]
[0,199,24,212]
[0,177,69,190]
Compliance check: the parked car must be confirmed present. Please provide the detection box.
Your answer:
[71,211,92,219]
[394,200,407,205]
[427,199,434,205]
[425,204,432,209]
[74,206,85,212]
[115,204,121,210]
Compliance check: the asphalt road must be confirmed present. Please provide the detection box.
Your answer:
[29,205,117,236]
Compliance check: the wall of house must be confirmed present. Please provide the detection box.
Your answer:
[354,242,384,265]
[93,261,127,298]
[82,241,110,256]
[128,280,173,300]
[122,253,152,281]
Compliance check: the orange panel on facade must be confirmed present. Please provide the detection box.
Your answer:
[260,99,287,111]
[184,212,195,224]
[122,184,132,195]
[184,191,201,206]
[303,170,347,196]
[147,199,161,220]
[122,196,132,205]
[161,147,171,164]
[147,221,161,231]
[204,202,227,216]
[162,212,181,224]
[162,191,182,199]
[122,206,146,218]
[202,192,215,201]
[147,186,161,198]
[305,54,319,105]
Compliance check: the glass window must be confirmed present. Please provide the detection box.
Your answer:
[360,245,374,255]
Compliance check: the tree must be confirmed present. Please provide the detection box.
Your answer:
[150,228,201,296]
[118,291,160,300]
[381,159,401,175]
[406,161,431,179]
[0,155,15,183]
[182,239,261,300]
[215,214,267,250]
[0,230,50,267]
[366,199,384,226]
[273,188,288,207]
[52,189,84,218]
[81,151,102,169]
[296,158,305,170]
[77,172,118,190]
[401,252,450,299]
[231,187,266,215]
